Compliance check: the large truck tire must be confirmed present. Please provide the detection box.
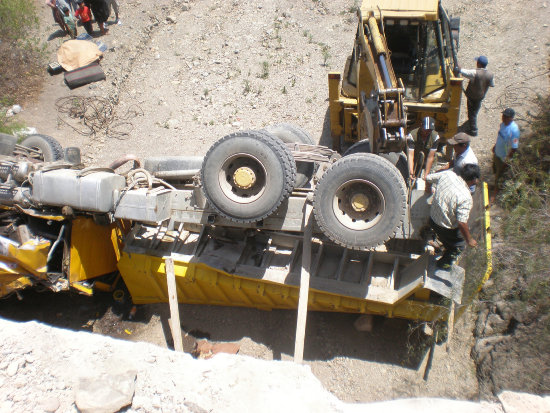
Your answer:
[0,134,17,156]
[313,153,406,250]
[343,139,371,156]
[344,140,408,182]
[20,134,63,162]
[379,152,409,183]
[263,123,316,188]
[201,130,297,223]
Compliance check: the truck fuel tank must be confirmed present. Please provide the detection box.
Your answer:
[31,169,126,213]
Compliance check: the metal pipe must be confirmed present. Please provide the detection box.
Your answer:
[367,16,393,89]
[47,224,65,264]
[378,87,406,94]
[153,169,200,180]
[108,154,142,170]
[367,17,386,56]
[435,21,447,88]
[379,55,393,89]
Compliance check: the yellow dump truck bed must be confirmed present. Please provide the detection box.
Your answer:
[115,183,490,323]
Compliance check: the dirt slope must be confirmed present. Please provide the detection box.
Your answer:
[11,0,550,404]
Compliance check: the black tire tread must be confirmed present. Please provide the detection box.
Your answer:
[0,133,17,156]
[267,123,315,145]
[248,129,297,202]
[343,139,371,156]
[263,123,316,188]
[313,153,407,250]
[21,134,63,162]
[379,152,409,183]
[201,130,296,223]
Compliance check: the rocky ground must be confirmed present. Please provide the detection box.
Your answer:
[2,0,549,406]
[3,318,549,413]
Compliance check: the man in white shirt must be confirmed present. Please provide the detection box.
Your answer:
[437,132,478,175]
[426,164,480,269]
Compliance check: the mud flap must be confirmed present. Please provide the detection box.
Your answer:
[425,257,465,304]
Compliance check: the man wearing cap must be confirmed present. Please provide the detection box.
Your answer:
[493,108,520,188]
[437,132,478,175]
[459,56,494,136]
[407,116,439,180]
[426,164,480,269]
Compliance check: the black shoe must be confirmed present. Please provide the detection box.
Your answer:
[469,130,478,137]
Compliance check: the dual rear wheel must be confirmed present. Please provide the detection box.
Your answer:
[200,130,297,223]
[200,128,407,249]
[313,153,407,250]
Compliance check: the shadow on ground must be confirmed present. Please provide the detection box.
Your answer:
[0,288,431,370]
[47,29,67,41]
[0,286,140,334]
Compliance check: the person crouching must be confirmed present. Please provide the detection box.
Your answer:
[426,164,480,269]
[62,7,77,38]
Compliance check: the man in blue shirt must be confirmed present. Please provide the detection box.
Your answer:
[493,107,520,189]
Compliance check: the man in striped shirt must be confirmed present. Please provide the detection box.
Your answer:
[426,164,480,269]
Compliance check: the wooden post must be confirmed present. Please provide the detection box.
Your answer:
[446,301,455,353]
[165,257,183,352]
[294,203,314,363]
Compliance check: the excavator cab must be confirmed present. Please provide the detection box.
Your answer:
[385,19,444,100]
[329,0,463,150]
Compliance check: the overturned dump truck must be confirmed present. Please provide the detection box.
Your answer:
[0,125,490,323]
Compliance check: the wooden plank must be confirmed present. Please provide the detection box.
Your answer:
[311,242,324,278]
[389,256,399,290]
[446,301,455,353]
[335,249,349,281]
[165,257,183,352]
[294,203,314,363]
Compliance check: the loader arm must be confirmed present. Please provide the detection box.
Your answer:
[330,9,406,154]
[329,0,464,151]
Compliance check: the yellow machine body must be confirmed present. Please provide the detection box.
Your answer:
[329,0,463,151]
[115,183,491,323]
[0,238,50,297]
[0,183,491,324]
[117,251,449,321]
[69,217,121,283]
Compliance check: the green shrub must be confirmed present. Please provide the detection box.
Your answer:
[0,0,42,133]
[0,0,39,43]
[495,94,550,317]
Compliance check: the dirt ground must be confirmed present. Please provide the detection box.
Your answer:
[4,0,549,404]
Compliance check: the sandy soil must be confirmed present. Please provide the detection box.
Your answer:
[2,317,515,413]
[7,0,550,404]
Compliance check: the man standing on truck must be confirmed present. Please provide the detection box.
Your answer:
[459,55,494,137]
[426,164,480,269]
[407,117,439,180]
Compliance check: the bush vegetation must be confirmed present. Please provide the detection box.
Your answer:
[0,0,43,134]
[479,94,550,395]
[496,94,550,319]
